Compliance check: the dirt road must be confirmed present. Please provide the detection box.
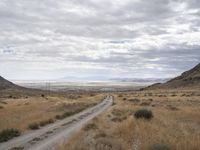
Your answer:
[0,95,113,150]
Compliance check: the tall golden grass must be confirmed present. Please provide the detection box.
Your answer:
[58,90,200,150]
[0,94,104,132]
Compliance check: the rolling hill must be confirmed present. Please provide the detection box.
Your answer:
[0,76,46,98]
[144,63,200,90]
[0,76,17,90]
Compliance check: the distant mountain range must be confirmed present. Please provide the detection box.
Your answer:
[144,63,200,90]
[110,78,170,83]
[1,62,200,92]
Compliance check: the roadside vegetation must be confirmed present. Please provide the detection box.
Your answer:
[55,107,87,120]
[28,122,40,130]
[0,128,20,142]
[0,93,104,132]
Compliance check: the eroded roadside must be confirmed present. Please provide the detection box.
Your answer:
[0,96,113,150]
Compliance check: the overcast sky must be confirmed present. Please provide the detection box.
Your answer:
[0,0,200,80]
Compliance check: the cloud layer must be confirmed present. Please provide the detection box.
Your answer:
[0,0,200,80]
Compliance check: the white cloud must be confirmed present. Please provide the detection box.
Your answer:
[0,0,199,80]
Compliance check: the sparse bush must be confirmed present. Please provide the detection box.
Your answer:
[118,94,123,97]
[41,94,45,97]
[55,108,86,120]
[95,132,107,138]
[171,94,177,97]
[112,102,116,106]
[140,102,151,106]
[123,98,127,101]
[63,111,75,117]
[148,93,153,96]
[134,109,153,120]
[55,114,63,120]
[84,123,97,131]
[28,122,39,130]
[0,128,20,142]
[129,98,140,103]
[150,144,170,150]
[0,101,7,104]
[9,147,24,150]
[0,106,3,109]
[181,94,186,97]
[90,94,95,97]
[166,105,178,111]
[39,118,54,126]
[111,116,127,122]
[77,95,82,98]
[112,109,122,116]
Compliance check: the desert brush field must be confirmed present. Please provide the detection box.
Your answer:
[0,93,105,133]
[58,89,200,150]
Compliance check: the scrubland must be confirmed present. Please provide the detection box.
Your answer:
[0,93,104,132]
[58,89,200,150]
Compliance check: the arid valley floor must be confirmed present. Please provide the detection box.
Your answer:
[0,63,200,150]
[59,89,200,150]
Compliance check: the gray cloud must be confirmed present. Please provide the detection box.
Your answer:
[0,0,200,80]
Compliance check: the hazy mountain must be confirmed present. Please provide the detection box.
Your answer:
[110,78,170,83]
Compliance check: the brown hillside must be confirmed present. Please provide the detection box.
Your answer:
[0,76,47,99]
[0,76,17,90]
[144,63,200,90]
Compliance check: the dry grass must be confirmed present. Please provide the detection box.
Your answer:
[58,89,200,150]
[0,93,104,132]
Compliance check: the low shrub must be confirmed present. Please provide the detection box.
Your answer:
[90,94,95,97]
[134,109,153,120]
[140,102,151,106]
[0,128,20,142]
[112,102,116,106]
[55,114,62,120]
[129,98,140,103]
[150,144,171,150]
[9,147,24,150]
[118,94,123,97]
[28,122,39,130]
[171,94,177,97]
[111,116,127,122]
[55,108,85,120]
[84,123,97,131]
[123,98,127,101]
[8,95,13,98]
[0,101,7,104]
[166,105,178,111]
[39,119,54,126]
